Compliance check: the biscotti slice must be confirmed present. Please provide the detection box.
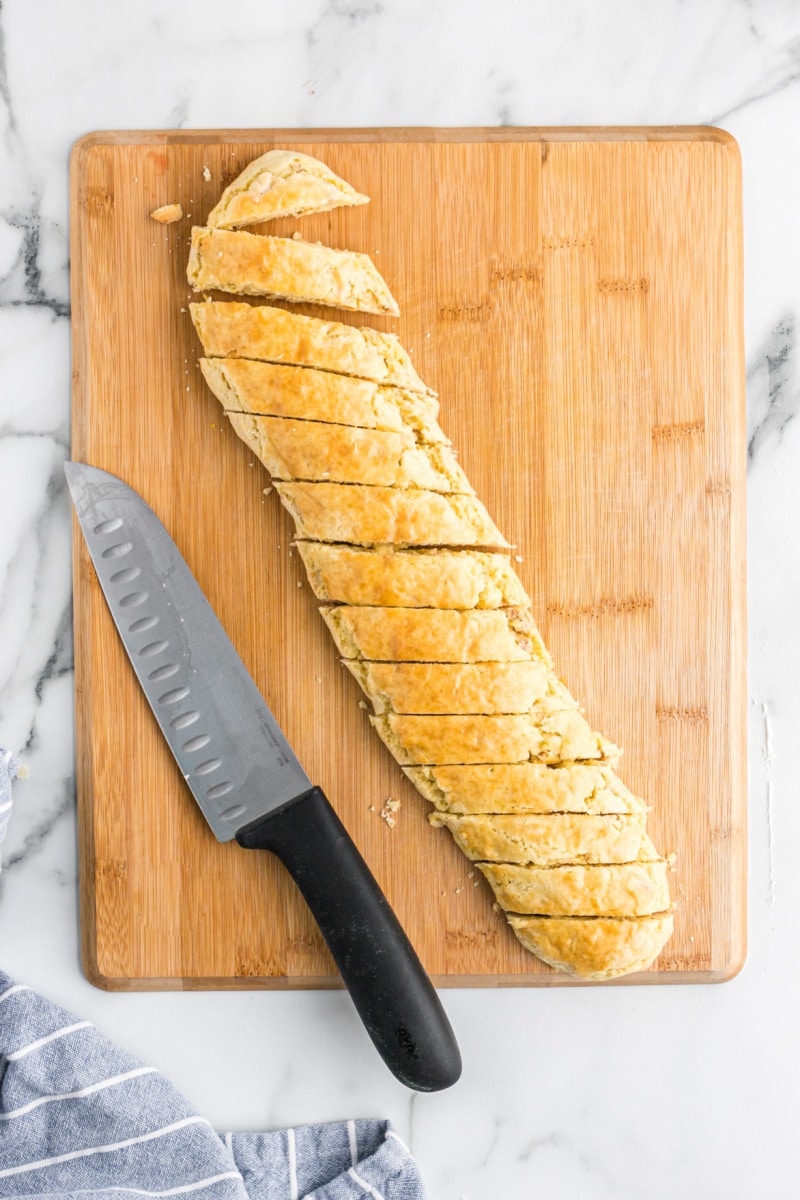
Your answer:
[226,414,474,493]
[200,359,445,442]
[296,545,528,609]
[479,861,672,917]
[507,914,674,981]
[275,483,507,547]
[322,606,549,664]
[345,660,575,715]
[372,712,619,766]
[404,762,645,815]
[431,812,656,866]
[207,150,369,229]
[188,227,400,317]
[191,302,429,392]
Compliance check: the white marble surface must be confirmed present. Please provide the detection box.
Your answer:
[0,0,798,1195]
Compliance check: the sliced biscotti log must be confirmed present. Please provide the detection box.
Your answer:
[345,660,575,715]
[275,483,507,547]
[200,359,446,442]
[226,414,473,493]
[371,712,619,766]
[507,914,674,981]
[431,812,656,866]
[479,861,672,917]
[322,606,549,663]
[296,545,528,609]
[187,227,399,316]
[191,303,429,392]
[207,150,369,229]
[405,762,646,814]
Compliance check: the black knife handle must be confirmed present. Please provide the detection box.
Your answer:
[236,785,461,1092]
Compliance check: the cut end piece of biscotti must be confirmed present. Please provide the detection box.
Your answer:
[479,861,672,917]
[187,227,400,317]
[372,711,620,766]
[403,762,646,814]
[191,302,430,393]
[275,482,507,548]
[506,914,675,980]
[321,606,549,664]
[345,659,575,715]
[207,150,369,230]
[430,812,656,866]
[226,413,473,493]
[295,544,528,609]
[200,358,445,441]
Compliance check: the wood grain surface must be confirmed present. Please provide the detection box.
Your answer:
[69,127,746,988]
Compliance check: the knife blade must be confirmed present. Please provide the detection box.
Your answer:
[65,461,461,1092]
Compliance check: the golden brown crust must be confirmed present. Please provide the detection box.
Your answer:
[275,483,507,547]
[346,660,574,715]
[321,606,548,663]
[295,545,527,609]
[150,203,183,223]
[206,150,369,229]
[200,358,445,441]
[187,227,399,316]
[186,174,673,982]
[403,762,645,814]
[431,812,655,865]
[479,861,672,916]
[372,711,620,766]
[226,413,473,493]
[506,914,674,980]
[191,302,429,392]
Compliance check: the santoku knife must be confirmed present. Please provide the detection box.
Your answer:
[65,461,461,1092]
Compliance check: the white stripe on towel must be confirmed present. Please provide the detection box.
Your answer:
[5,1020,93,1061]
[287,1127,298,1200]
[86,1170,243,1197]
[0,984,31,1006]
[348,1167,385,1200]
[0,1066,159,1121]
[385,1129,410,1155]
[0,1114,211,1179]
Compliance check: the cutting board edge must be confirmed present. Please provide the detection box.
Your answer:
[69,124,741,158]
[68,130,747,990]
[77,964,744,993]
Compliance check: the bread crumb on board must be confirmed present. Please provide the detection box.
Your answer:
[202,165,212,182]
[150,203,183,224]
[380,796,401,829]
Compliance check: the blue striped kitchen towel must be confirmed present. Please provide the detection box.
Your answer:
[0,751,427,1199]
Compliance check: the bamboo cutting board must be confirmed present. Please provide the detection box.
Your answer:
[70,128,746,988]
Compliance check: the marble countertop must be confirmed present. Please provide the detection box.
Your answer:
[0,1,797,1195]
